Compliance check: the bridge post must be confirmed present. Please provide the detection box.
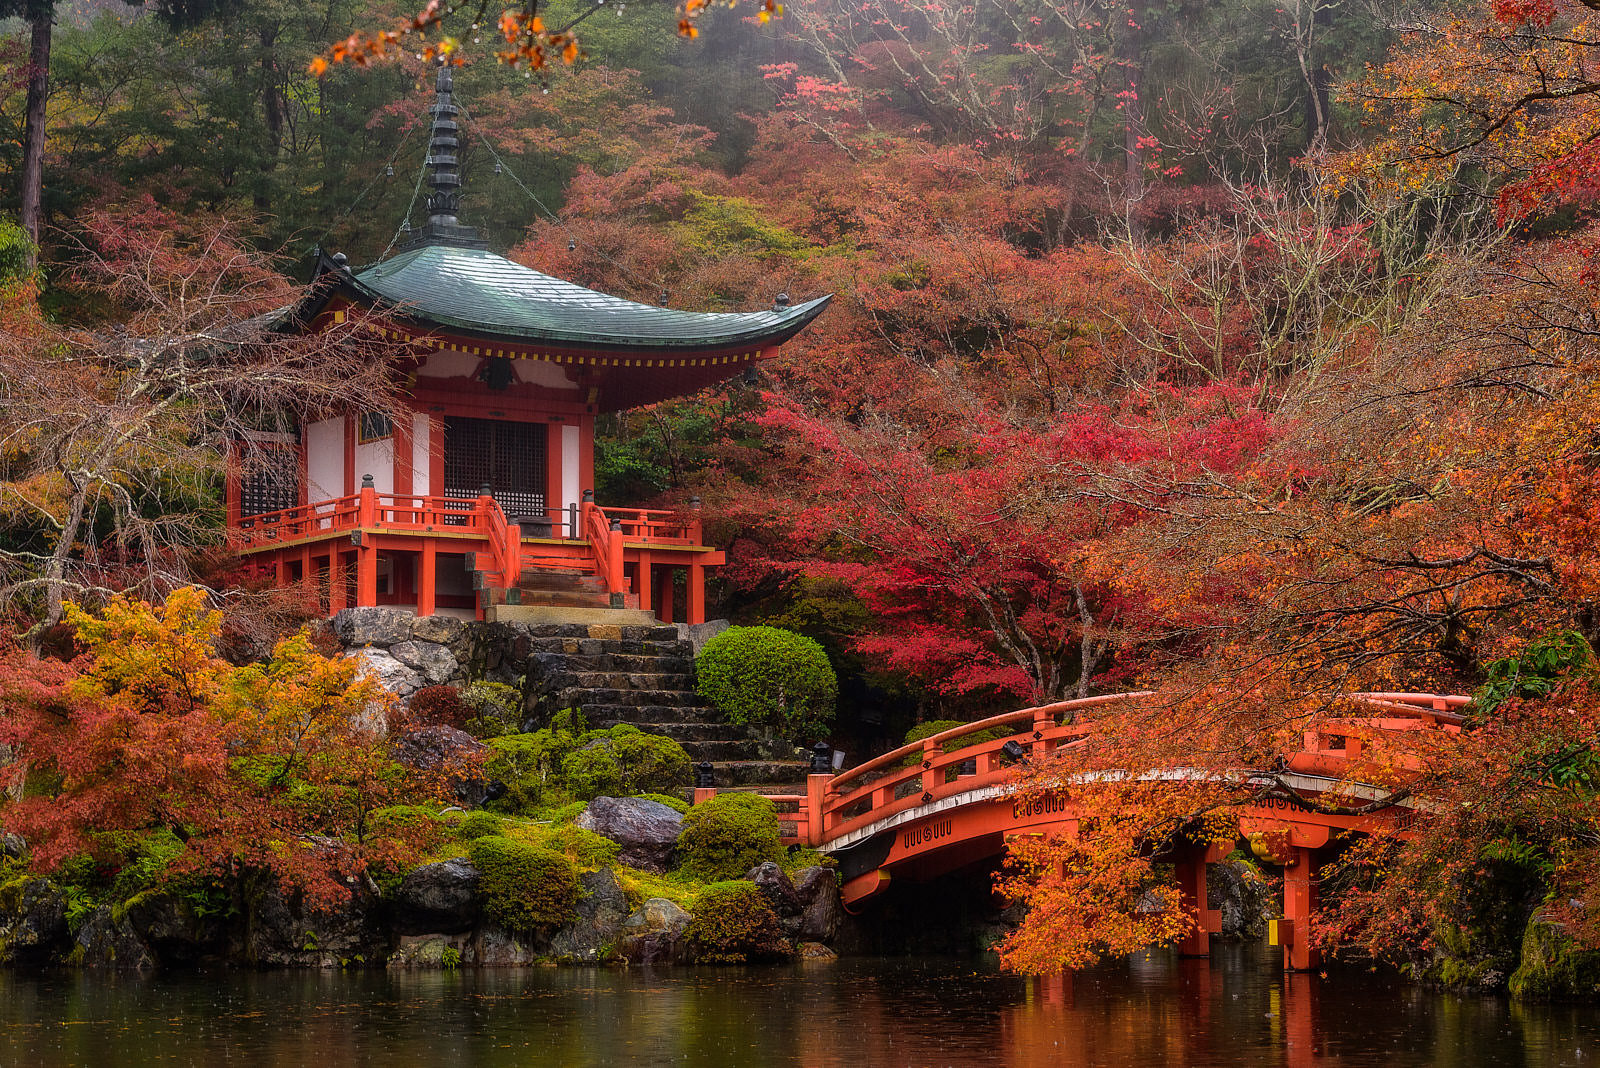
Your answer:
[1281,846,1320,971]
[1175,841,1227,957]
[921,739,942,800]
[1030,714,1054,759]
[805,773,830,847]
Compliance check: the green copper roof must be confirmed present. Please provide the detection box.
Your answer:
[349,244,829,350]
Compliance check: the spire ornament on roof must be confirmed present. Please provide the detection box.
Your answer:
[405,62,488,251]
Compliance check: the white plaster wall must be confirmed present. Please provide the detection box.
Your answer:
[355,435,395,494]
[561,424,580,535]
[306,417,345,502]
[412,413,431,496]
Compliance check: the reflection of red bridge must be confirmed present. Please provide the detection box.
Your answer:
[692,691,1468,971]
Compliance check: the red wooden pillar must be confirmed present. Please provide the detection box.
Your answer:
[692,787,717,805]
[301,543,316,613]
[1031,714,1055,759]
[417,541,437,617]
[687,561,705,624]
[1282,847,1320,971]
[329,551,348,613]
[659,568,676,624]
[1175,849,1212,957]
[355,476,378,607]
[635,551,653,618]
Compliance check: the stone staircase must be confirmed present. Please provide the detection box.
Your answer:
[510,621,807,788]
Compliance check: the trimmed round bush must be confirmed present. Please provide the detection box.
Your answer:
[676,792,785,880]
[685,881,792,963]
[467,836,579,933]
[455,811,504,841]
[696,626,837,741]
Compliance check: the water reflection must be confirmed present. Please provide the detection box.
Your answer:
[0,943,1594,1067]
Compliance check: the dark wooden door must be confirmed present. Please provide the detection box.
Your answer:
[442,416,547,519]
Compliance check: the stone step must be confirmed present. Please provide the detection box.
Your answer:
[524,635,687,656]
[551,653,696,676]
[621,721,734,743]
[495,589,614,610]
[560,673,698,693]
[701,760,812,788]
[579,703,710,725]
[678,739,774,761]
[564,687,705,708]
[486,606,658,626]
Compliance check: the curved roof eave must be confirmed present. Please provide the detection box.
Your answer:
[338,244,831,352]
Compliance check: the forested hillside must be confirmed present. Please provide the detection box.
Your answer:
[8,0,1600,980]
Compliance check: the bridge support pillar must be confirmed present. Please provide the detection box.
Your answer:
[1175,842,1226,957]
[1281,846,1320,971]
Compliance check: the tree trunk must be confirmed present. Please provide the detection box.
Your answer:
[18,8,51,268]
[1120,0,1146,207]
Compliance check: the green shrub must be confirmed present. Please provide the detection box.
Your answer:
[696,626,837,740]
[1476,631,1594,717]
[633,792,690,814]
[677,792,785,880]
[485,720,586,812]
[534,823,622,870]
[456,811,504,840]
[684,881,792,963]
[463,681,524,738]
[467,836,579,934]
[899,720,1013,772]
[560,725,690,800]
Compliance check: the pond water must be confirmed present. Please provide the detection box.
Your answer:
[1,943,1594,1067]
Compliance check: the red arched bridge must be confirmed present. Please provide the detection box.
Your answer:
[691,691,1468,971]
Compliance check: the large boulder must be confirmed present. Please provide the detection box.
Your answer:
[121,892,226,965]
[409,614,466,646]
[392,858,481,934]
[619,898,693,965]
[747,861,803,918]
[678,619,730,657]
[792,866,842,943]
[74,907,156,971]
[345,649,424,701]
[393,725,490,805]
[548,868,630,964]
[332,607,414,648]
[575,797,683,873]
[235,877,387,968]
[388,641,461,687]
[1210,860,1271,941]
[0,877,70,967]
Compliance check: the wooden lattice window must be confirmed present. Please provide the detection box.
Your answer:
[442,416,547,520]
[238,440,300,519]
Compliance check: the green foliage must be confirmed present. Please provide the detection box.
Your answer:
[696,626,838,741]
[455,811,505,841]
[676,191,816,262]
[533,823,622,870]
[676,792,785,881]
[466,836,579,934]
[684,880,792,963]
[899,720,1013,770]
[0,219,38,290]
[560,725,690,801]
[1509,917,1600,999]
[632,792,691,814]
[441,945,462,969]
[462,681,524,739]
[485,718,587,812]
[1476,632,1593,717]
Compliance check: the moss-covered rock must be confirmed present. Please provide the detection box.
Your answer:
[677,793,785,881]
[561,726,690,800]
[684,881,792,963]
[467,836,579,935]
[1509,916,1600,999]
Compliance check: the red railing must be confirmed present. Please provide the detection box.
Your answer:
[704,691,1472,848]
